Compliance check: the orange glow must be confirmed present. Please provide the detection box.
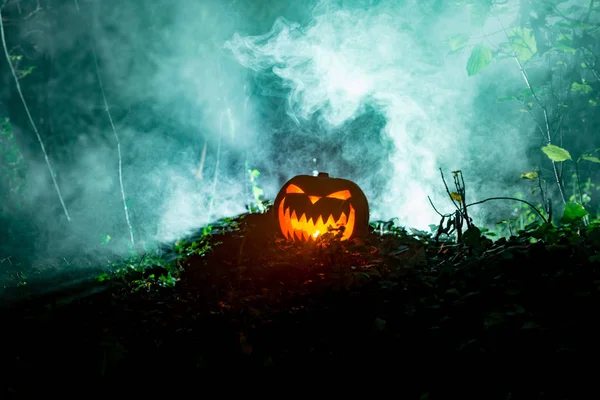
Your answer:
[286,184,304,194]
[326,190,352,200]
[307,195,321,204]
[277,197,356,241]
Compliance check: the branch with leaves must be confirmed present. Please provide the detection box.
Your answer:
[449,0,600,222]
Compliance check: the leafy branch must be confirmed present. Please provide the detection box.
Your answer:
[453,0,600,223]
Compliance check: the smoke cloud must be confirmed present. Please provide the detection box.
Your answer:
[224,0,528,228]
[0,0,537,275]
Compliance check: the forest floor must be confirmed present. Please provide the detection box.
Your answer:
[2,210,600,397]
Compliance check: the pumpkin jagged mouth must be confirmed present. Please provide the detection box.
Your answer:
[278,198,355,241]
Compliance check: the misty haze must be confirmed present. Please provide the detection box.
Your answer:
[2,0,571,269]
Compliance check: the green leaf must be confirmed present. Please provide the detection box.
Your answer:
[496,96,517,103]
[252,186,264,203]
[96,273,111,282]
[466,44,492,76]
[448,34,470,53]
[541,144,572,162]
[560,202,589,224]
[508,27,537,62]
[555,43,576,53]
[517,87,533,100]
[248,169,260,180]
[520,171,538,180]
[571,81,593,94]
[582,154,600,163]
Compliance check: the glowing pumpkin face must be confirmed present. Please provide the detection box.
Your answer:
[273,172,369,242]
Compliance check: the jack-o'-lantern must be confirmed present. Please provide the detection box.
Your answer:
[273,172,369,242]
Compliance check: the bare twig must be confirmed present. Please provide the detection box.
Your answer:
[91,44,135,247]
[0,8,71,221]
[195,139,207,180]
[428,194,548,224]
[455,171,472,228]
[72,0,135,246]
[439,168,462,214]
[206,113,223,225]
[427,196,447,217]
[465,197,548,223]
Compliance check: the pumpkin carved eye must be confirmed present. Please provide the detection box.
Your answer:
[286,184,304,194]
[326,190,352,200]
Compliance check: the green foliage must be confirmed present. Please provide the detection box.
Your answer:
[541,144,571,162]
[560,202,589,224]
[448,34,469,53]
[582,155,600,163]
[98,252,180,293]
[0,118,27,199]
[520,171,538,180]
[466,44,492,76]
[245,162,266,213]
[9,54,36,79]
[100,234,112,245]
[175,236,212,257]
[567,174,599,206]
[571,80,593,95]
[452,0,600,227]
[508,27,537,62]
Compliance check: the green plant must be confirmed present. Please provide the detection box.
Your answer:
[96,252,181,293]
[8,55,36,79]
[174,237,213,257]
[452,0,600,221]
[0,118,27,201]
[245,163,266,213]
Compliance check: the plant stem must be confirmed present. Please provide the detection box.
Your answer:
[496,15,567,205]
[0,8,71,221]
[91,44,135,247]
[513,55,566,205]
[574,160,589,226]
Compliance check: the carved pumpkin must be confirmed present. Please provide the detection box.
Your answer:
[273,172,369,242]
